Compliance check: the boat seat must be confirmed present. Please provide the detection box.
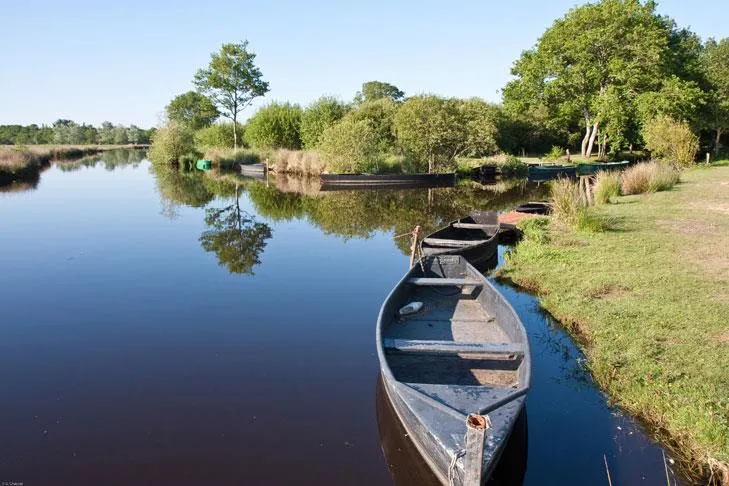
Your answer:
[422,238,489,247]
[406,278,483,287]
[384,338,524,356]
[451,223,498,231]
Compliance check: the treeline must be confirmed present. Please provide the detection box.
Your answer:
[0,120,154,145]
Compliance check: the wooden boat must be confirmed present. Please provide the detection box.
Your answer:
[377,255,531,486]
[420,212,499,268]
[576,160,631,176]
[240,163,267,177]
[470,165,497,179]
[319,172,455,191]
[527,164,577,181]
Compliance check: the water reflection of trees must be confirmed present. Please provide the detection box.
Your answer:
[199,186,272,275]
[56,149,147,172]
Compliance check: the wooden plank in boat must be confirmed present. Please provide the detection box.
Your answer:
[451,223,498,230]
[406,277,483,287]
[384,339,524,356]
[422,237,489,247]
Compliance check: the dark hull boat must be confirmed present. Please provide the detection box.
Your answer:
[528,165,577,181]
[420,212,499,268]
[514,202,551,215]
[240,163,267,178]
[576,160,631,176]
[319,173,455,191]
[377,255,531,486]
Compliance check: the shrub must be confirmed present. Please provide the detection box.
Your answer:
[272,149,325,175]
[490,153,528,177]
[642,115,699,167]
[345,98,398,153]
[621,161,680,195]
[203,148,261,169]
[593,170,621,204]
[318,118,380,173]
[244,102,302,150]
[547,145,566,161]
[194,123,241,151]
[148,122,195,164]
[300,97,350,149]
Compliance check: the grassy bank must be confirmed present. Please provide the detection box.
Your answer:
[498,165,729,482]
[0,144,147,184]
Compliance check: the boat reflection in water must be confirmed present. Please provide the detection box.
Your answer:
[376,375,528,486]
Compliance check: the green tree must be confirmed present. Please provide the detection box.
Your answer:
[194,122,240,150]
[502,0,695,157]
[345,98,398,152]
[458,98,499,157]
[166,91,219,130]
[194,41,269,148]
[199,187,272,275]
[354,81,405,104]
[636,76,706,127]
[127,125,144,144]
[148,122,195,164]
[112,125,128,145]
[318,118,380,173]
[98,121,115,144]
[393,95,464,173]
[244,102,302,150]
[702,38,729,156]
[300,96,350,148]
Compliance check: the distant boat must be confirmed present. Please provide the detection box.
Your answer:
[514,202,551,215]
[319,173,455,191]
[420,212,500,268]
[377,255,531,486]
[528,164,577,181]
[576,160,631,176]
[240,163,267,177]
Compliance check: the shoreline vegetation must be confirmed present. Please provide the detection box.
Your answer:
[0,145,150,185]
[497,164,729,482]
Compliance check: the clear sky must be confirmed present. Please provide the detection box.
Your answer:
[1,0,726,128]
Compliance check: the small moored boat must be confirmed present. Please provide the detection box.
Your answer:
[514,201,551,215]
[319,173,455,191]
[528,164,577,181]
[377,255,531,485]
[576,160,631,176]
[420,212,499,268]
[240,163,267,177]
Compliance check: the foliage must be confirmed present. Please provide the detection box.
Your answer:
[244,102,302,150]
[621,161,680,194]
[166,91,219,130]
[318,118,380,173]
[199,190,272,275]
[203,148,260,169]
[393,95,463,173]
[636,76,706,126]
[491,153,528,177]
[354,81,405,104]
[344,98,398,153]
[194,122,241,150]
[300,96,350,149]
[642,116,699,167]
[546,145,566,161]
[702,38,729,155]
[148,122,195,164]
[458,98,499,157]
[593,170,621,204]
[194,41,269,148]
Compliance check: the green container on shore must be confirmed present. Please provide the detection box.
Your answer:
[196,159,212,171]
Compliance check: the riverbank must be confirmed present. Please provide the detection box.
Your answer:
[497,164,729,482]
[0,144,148,184]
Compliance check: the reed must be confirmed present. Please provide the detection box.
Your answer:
[203,147,261,169]
[593,170,621,204]
[272,149,325,176]
[621,161,679,195]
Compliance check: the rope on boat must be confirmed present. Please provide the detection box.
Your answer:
[448,447,466,486]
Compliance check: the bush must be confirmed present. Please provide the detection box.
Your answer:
[244,102,303,150]
[345,98,398,153]
[203,148,261,169]
[194,123,241,151]
[621,161,680,195]
[148,122,195,164]
[318,118,380,173]
[272,149,324,175]
[546,145,566,161]
[300,97,350,149]
[593,170,621,204]
[490,153,528,177]
[642,115,699,167]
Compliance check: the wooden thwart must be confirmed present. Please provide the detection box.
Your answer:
[422,237,489,247]
[384,339,524,356]
[406,277,483,287]
[451,223,499,230]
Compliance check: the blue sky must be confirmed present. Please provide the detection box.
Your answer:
[1,0,726,128]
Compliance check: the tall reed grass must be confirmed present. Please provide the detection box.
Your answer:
[272,149,325,176]
[621,161,679,195]
[203,148,261,169]
[593,170,621,204]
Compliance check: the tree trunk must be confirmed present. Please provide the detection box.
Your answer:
[233,116,238,149]
[428,154,434,174]
[585,122,599,158]
[581,122,591,157]
[715,128,722,157]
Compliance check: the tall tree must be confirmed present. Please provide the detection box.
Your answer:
[502,0,691,157]
[354,81,405,104]
[300,97,350,149]
[702,38,729,156]
[194,41,269,148]
[166,91,219,130]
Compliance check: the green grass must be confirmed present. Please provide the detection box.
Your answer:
[499,167,729,481]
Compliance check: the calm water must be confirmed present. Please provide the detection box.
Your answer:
[0,152,685,485]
